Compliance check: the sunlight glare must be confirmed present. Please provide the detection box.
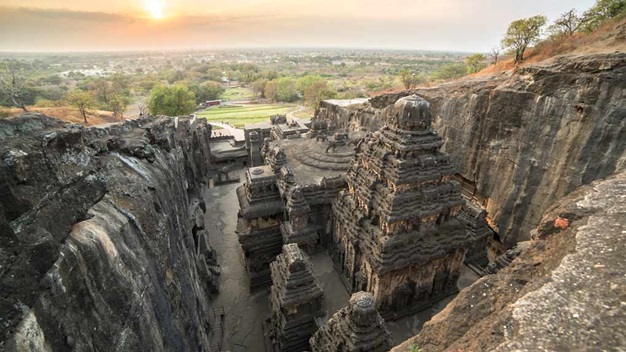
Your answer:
[144,0,165,20]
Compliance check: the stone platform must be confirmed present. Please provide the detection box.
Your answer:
[273,132,365,185]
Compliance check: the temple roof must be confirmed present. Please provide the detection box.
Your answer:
[270,244,324,309]
[310,291,393,352]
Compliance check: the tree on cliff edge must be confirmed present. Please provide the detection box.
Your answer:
[0,61,30,112]
[65,89,95,123]
[148,84,196,116]
[502,15,547,63]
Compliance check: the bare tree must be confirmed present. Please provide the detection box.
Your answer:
[556,9,582,36]
[490,46,502,66]
[548,9,583,38]
[0,61,30,112]
[137,95,149,116]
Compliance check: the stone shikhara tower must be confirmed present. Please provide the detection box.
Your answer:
[331,95,468,318]
[309,291,393,352]
[268,244,324,352]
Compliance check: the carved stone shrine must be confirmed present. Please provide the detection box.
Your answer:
[267,244,324,352]
[309,291,393,352]
[237,165,285,289]
[330,95,469,319]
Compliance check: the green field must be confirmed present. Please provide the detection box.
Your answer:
[221,87,255,101]
[197,104,296,127]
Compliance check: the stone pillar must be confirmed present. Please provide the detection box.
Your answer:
[268,244,324,352]
[249,131,263,167]
[310,291,393,352]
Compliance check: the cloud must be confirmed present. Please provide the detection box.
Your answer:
[0,0,599,52]
[1,6,132,23]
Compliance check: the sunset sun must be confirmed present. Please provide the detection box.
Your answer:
[144,0,165,19]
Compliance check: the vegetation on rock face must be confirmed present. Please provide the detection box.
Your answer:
[148,84,196,116]
[64,89,95,123]
[547,9,583,38]
[502,15,548,63]
[580,0,626,32]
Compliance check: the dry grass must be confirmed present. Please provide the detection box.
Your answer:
[0,106,125,126]
[474,14,626,77]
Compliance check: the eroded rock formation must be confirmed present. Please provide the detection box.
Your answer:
[310,291,393,352]
[267,244,324,352]
[331,95,473,319]
[393,171,626,351]
[315,53,626,245]
[0,114,218,351]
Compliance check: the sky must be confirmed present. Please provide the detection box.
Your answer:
[0,0,597,52]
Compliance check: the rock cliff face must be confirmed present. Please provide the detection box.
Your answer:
[316,52,626,245]
[0,114,216,351]
[392,170,626,351]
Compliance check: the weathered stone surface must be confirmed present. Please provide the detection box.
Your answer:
[268,244,324,352]
[331,95,472,319]
[310,291,393,352]
[393,171,626,352]
[237,165,285,289]
[315,53,626,246]
[0,114,217,351]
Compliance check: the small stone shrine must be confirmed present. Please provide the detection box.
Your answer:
[267,244,324,352]
[309,291,393,352]
[237,165,285,289]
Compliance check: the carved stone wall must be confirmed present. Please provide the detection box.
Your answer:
[237,165,285,289]
[331,95,475,318]
[268,244,324,352]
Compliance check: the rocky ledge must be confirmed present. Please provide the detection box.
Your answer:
[0,114,217,351]
[393,171,626,351]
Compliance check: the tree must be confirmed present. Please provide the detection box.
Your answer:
[0,61,31,112]
[296,75,336,107]
[502,15,548,63]
[189,82,224,104]
[137,95,149,116]
[264,80,278,102]
[581,0,626,32]
[252,79,268,98]
[148,84,196,116]
[465,54,487,74]
[430,63,468,80]
[549,9,582,37]
[108,94,130,120]
[276,78,298,102]
[490,46,502,66]
[398,69,418,89]
[65,90,95,123]
[91,78,112,106]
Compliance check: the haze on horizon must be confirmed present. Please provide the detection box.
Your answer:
[0,0,595,53]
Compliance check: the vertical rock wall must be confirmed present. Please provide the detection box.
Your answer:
[0,114,215,351]
[315,53,626,245]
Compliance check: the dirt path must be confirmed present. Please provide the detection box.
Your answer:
[286,105,306,120]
